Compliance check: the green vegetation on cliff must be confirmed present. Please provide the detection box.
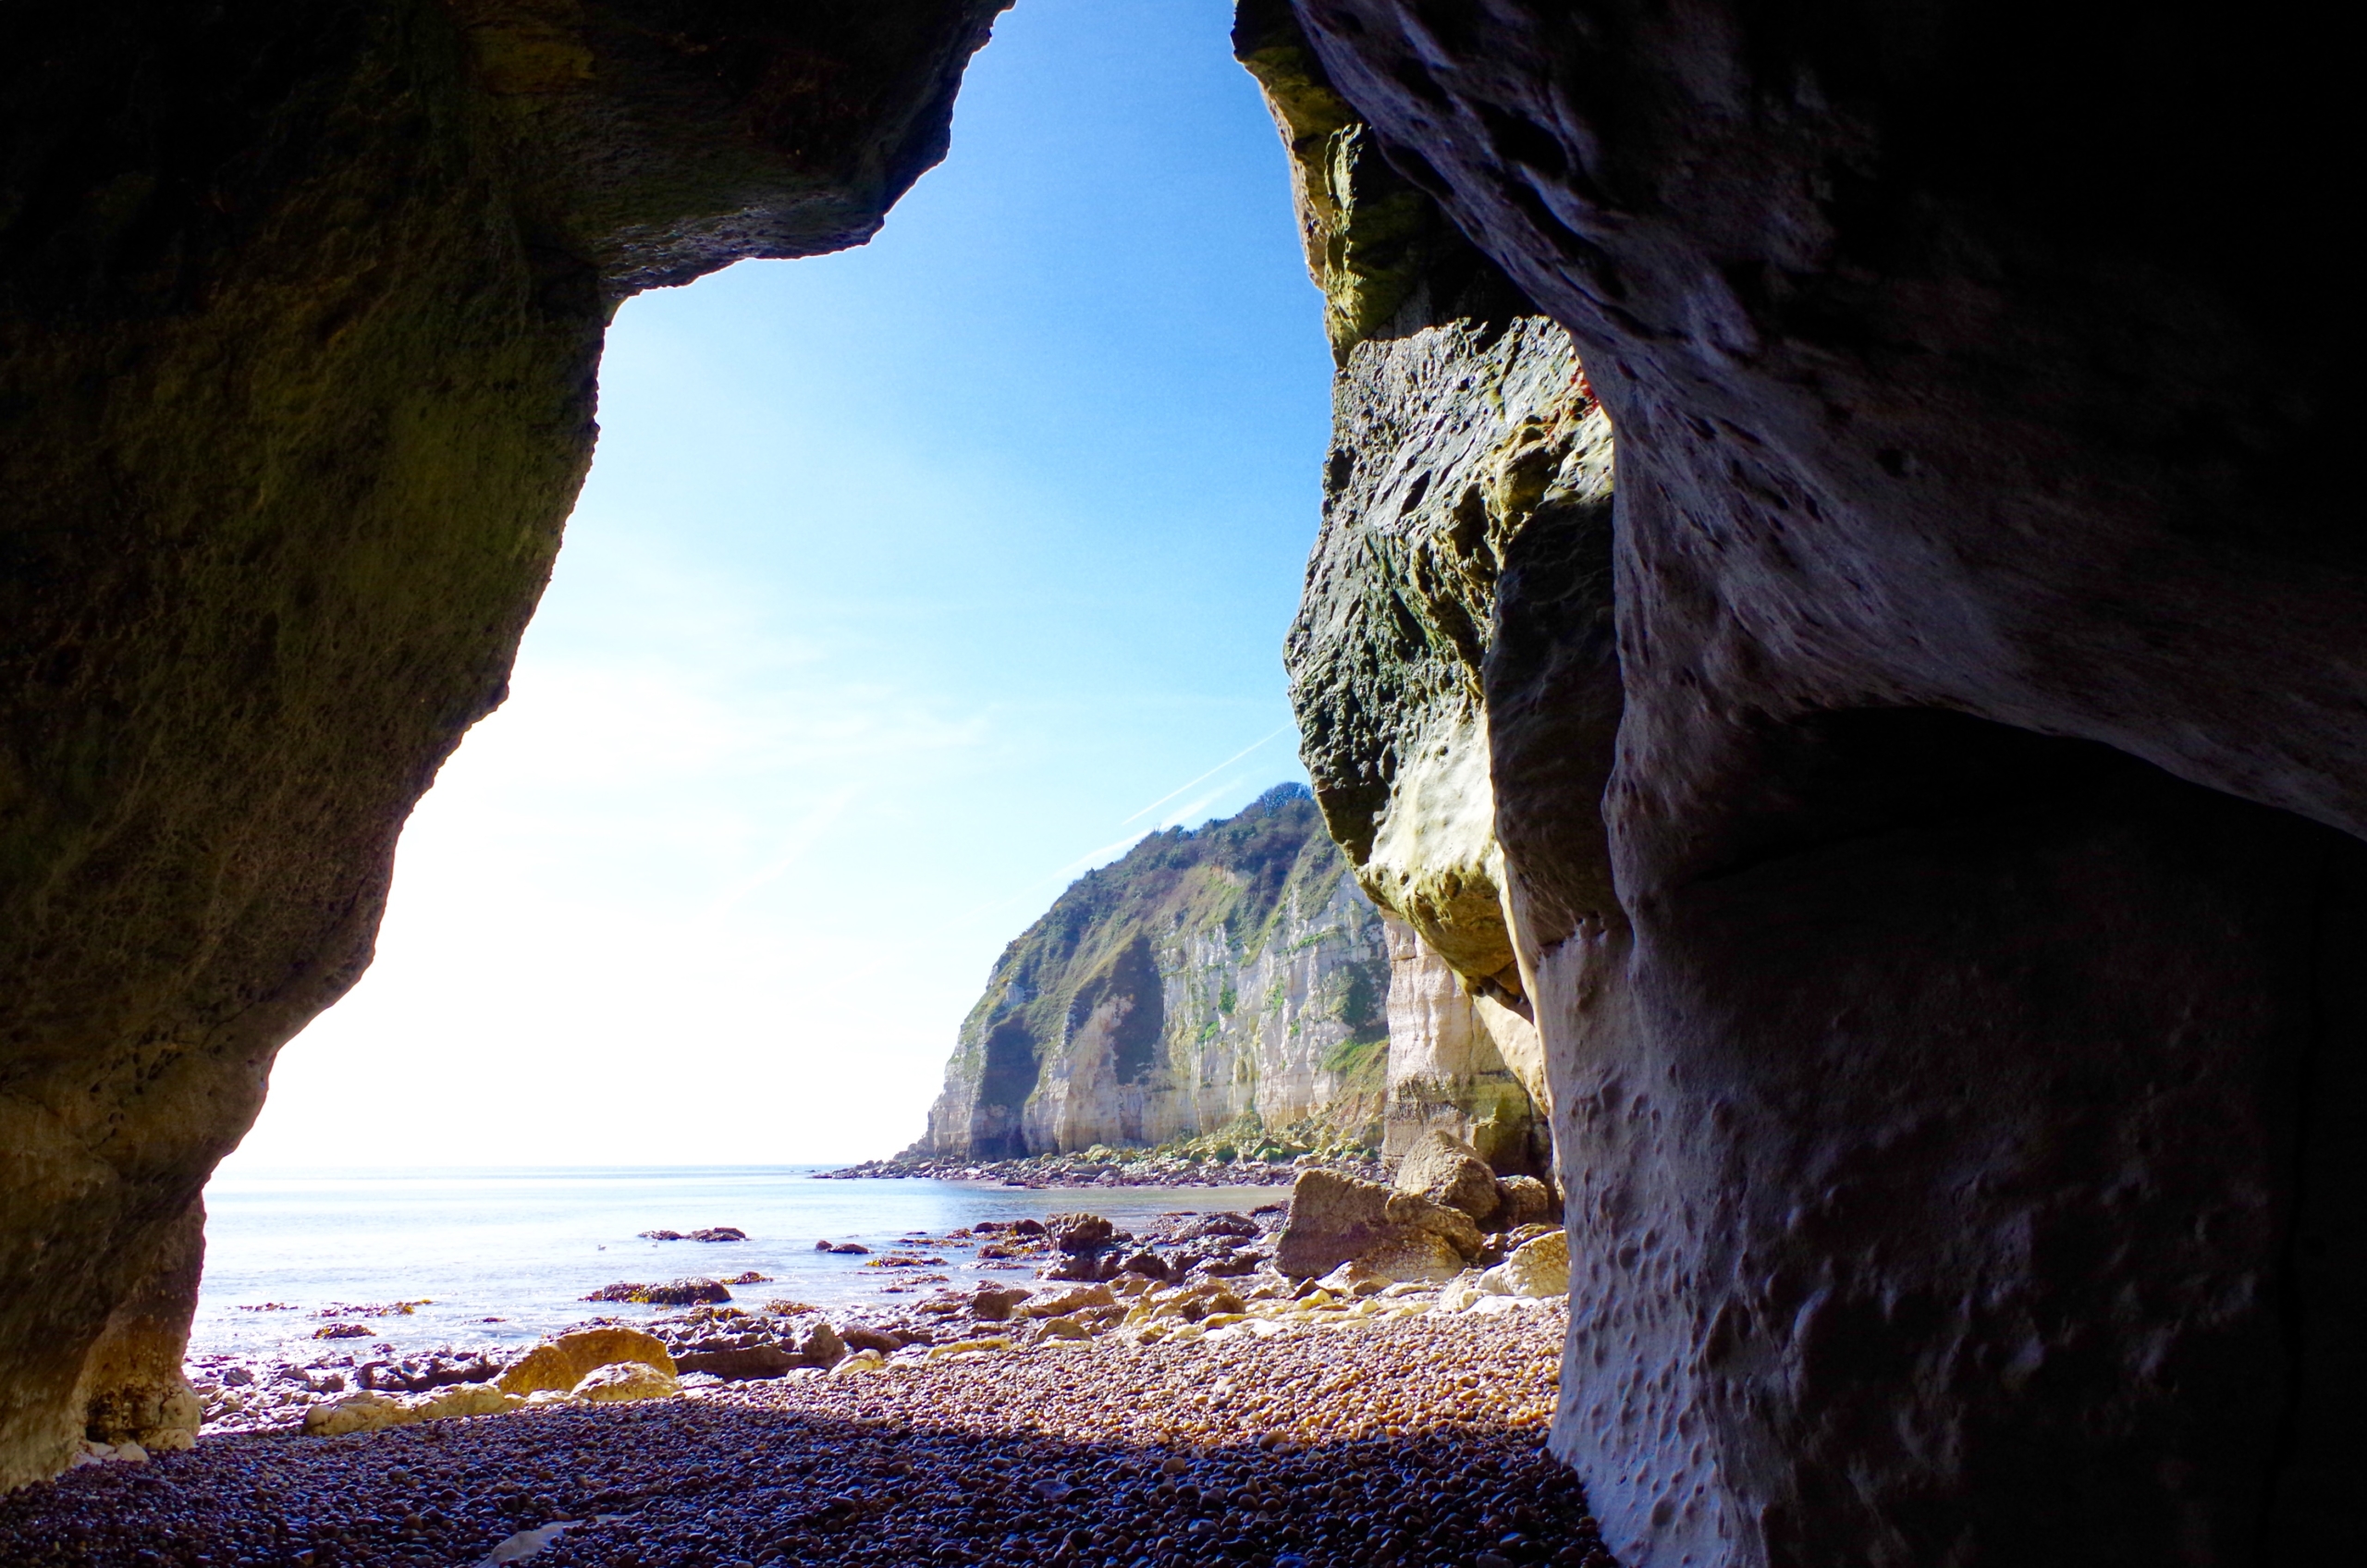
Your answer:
[919,784,1388,1158]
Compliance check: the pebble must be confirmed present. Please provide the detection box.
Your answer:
[0,1304,1613,1568]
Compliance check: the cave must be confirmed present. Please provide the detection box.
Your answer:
[2,2,2358,1564]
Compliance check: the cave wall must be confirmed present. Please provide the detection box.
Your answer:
[0,0,1006,1489]
[1280,0,2363,1562]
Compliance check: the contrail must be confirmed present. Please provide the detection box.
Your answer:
[1116,722,1294,827]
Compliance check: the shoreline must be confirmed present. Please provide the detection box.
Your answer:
[4,1300,1606,1568]
[819,1151,1388,1190]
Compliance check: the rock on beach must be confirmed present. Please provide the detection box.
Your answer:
[1,1280,1610,1568]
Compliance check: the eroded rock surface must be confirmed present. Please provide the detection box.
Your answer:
[0,0,1005,1489]
[1277,1,2365,1562]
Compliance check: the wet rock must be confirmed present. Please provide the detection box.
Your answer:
[637,1230,683,1241]
[839,1327,901,1355]
[689,1227,746,1243]
[1117,1250,1171,1280]
[584,1278,731,1305]
[1046,1213,1114,1254]
[817,1241,871,1255]
[1392,1131,1501,1224]
[1175,1212,1261,1243]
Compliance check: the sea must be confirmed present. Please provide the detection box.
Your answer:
[191,1166,1279,1366]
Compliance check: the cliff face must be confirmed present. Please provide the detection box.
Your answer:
[1237,0,1604,1179]
[1270,2,2364,1564]
[917,785,1391,1160]
[0,0,1006,1490]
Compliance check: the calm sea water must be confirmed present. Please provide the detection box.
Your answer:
[191,1167,1276,1365]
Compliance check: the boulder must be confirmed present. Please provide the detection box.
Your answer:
[1383,1191,1486,1259]
[672,1344,800,1379]
[1045,1213,1114,1254]
[1274,1169,1397,1278]
[970,1285,1035,1322]
[1035,1316,1091,1341]
[839,1327,901,1355]
[1021,1283,1116,1319]
[1175,1212,1260,1242]
[400,1382,512,1421]
[1117,1250,1171,1280]
[688,1228,746,1243]
[302,1392,404,1438]
[1356,1228,1466,1285]
[789,1317,846,1369]
[1493,1176,1554,1230]
[570,1362,679,1403]
[1498,1230,1568,1299]
[497,1328,675,1397]
[1392,1131,1501,1224]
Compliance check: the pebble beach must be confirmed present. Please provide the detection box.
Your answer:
[0,1302,1608,1568]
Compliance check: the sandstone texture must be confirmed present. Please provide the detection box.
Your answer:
[915,785,1392,1159]
[0,0,1005,1489]
[1268,1,2365,1562]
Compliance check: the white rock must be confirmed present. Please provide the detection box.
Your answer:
[1435,1270,1487,1314]
[1500,1227,1569,1297]
[303,1392,403,1437]
[570,1361,679,1403]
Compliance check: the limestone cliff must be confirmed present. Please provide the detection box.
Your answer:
[1236,1,1612,1177]
[915,785,1391,1159]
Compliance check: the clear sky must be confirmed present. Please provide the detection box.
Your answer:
[223,0,1336,1168]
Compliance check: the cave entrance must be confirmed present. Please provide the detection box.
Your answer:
[224,0,1330,1175]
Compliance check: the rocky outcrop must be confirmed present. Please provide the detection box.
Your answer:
[1242,1,1601,1185]
[0,0,1006,1490]
[1380,917,1546,1171]
[1269,2,2365,1563]
[915,785,1391,1159]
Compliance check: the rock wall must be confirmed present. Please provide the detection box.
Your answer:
[1270,1,2364,1563]
[1241,0,1605,1185]
[0,0,1007,1491]
[1380,918,1545,1175]
[916,785,1392,1159]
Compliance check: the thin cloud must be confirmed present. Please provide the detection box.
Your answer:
[1117,723,1291,826]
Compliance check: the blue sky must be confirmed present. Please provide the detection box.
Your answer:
[227,0,1336,1166]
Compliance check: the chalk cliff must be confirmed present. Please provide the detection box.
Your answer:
[915,785,1392,1159]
